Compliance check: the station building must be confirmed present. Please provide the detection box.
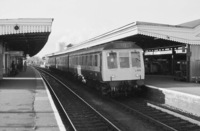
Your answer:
[71,19,200,82]
[0,18,53,79]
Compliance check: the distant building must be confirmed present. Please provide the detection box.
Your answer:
[58,42,66,51]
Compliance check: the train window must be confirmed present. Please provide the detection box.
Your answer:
[82,56,84,65]
[74,57,76,65]
[119,52,130,68]
[94,55,98,66]
[80,56,82,65]
[76,56,78,65]
[69,57,72,65]
[131,52,141,67]
[78,56,81,65]
[73,57,75,65]
[86,56,89,66]
[83,56,86,65]
[107,52,118,69]
[79,56,81,65]
[89,55,93,66]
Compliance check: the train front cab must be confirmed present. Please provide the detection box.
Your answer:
[101,48,145,95]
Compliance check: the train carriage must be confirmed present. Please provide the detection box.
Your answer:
[47,41,145,96]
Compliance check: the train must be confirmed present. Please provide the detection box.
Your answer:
[47,41,145,96]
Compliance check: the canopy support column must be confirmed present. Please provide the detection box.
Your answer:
[171,47,176,75]
[0,42,3,79]
[186,45,191,82]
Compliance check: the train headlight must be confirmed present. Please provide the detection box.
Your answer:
[111,75,115,78]
[110,75,116,81]
[135,74,140,77]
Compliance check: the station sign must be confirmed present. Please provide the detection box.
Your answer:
[5,51,23,56]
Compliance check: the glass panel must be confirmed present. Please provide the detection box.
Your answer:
[76,57,78,65]
[119,52,130,68]
[81,56,83,65]
[94,55,98,66]
[89,55,93,66]
[131,52,141,67]
[86,56,89,66]
[107,52,118,69]
[83,56,86,65]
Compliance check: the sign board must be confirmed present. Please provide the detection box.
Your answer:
[5,51,23,56]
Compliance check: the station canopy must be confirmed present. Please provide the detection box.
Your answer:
[56,19,200,55]
[0,18,53,57]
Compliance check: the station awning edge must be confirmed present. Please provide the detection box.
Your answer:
[0,18,53,57]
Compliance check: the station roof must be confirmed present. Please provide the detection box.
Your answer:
[0,18,53,57]
[50,19,200,56]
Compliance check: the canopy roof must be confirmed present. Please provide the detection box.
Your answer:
[0,18,53,56]
[48,19,200,57]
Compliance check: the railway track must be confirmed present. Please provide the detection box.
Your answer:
[36,67,200,131]
[36,68,121,131]
[114,98,200,131]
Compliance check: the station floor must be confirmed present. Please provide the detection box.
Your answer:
[0,67,65,131]
[145,75,200,96]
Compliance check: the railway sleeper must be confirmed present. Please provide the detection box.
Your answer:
[179,124,200,130]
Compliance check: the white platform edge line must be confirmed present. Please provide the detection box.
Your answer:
[148,103,200,126]
[146,84,200,99]
[32,67,66,131]
[3,77,43,80]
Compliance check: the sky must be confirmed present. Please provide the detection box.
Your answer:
[0,0,200,57]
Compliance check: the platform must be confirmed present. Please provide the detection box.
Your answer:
[0,66,65,131]
[144,75,200,117]
[145,75,200,96]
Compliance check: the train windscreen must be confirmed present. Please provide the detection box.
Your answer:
[107,52,118,69]
[131,52,141,67]
[119,52,130,68]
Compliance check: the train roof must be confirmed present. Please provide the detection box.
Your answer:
[47,41,142,57]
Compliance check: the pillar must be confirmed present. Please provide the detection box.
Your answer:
[186,45,191,82]
[0,41,3,79]
[189,45,200,82]
[171,47,176,75]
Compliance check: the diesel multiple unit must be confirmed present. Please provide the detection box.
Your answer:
[47,41,145,96]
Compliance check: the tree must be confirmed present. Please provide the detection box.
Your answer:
[66,43,73,48]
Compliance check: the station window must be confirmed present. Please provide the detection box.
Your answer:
[107,52,118,69]
[119,52,130,68]
[131,52,141,67]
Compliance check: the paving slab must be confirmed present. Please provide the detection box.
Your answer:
[0,66,65,131]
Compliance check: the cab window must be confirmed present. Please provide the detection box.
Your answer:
[107,52,117,69]
[119,52,129,68]
[131,52,141,67]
